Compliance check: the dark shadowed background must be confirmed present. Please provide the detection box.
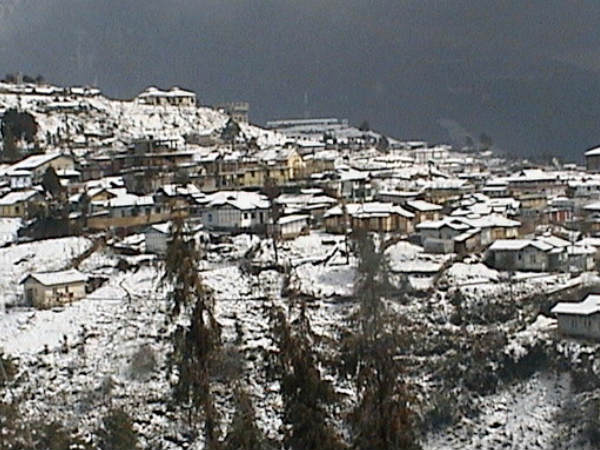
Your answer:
[1,0,600,159]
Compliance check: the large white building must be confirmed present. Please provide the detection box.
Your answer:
[137,86,196,107]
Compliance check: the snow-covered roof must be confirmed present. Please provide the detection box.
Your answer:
[579,237,600,248]
[551,294,600,316]
[159,183,202,197]
[454,227,482,242]
[278,214,309,225]
[416,219,470,231]
[488,239,552,252]
[405,200,442,212]
[584,146,600,157]
[338,168,370,181]
[138,86,195,98]
[462,214,521,229]
[109,194,154,208]
[0,189,39,205]
[325,202,414,219]
[206,190,270,211]
[9,152,71,172]
[23,269,87,287]
[583,201,600,212]
[536,235,570,248]
[8,170,32,177]
[147,222,171,234]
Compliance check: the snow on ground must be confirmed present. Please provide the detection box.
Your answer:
[0,89,287,149]
[3,262,175,447]
[445,262,500,285]
[385,240,424,262]
[293,261,355,298]
[0,236,91,308]
[0,230,592,449]
[424,372,571,450]
[505,315,557,361]
[0,218,22,245]
[281,231,346,264]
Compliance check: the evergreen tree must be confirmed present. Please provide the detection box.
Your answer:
[163,219,222,432]
[1,108,38,143]
[263,177,281,263]
[161,219,206,318]
[223,389,269,450]
[96,407,140,450]
[34,421,86,450]
[269,303,346,450]
[342,232,421,450]
[221,118,241,151]
[42,166,64,199]
[1,126,20,162]
[376,135,389,152]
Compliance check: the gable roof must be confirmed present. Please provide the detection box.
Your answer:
[0,189,40,205]
[22,269,87,287]
[488,239,553,252]
[325,202,414,219]
[585,146,600,157]
[405,200,443,212]
[551,294,600,316]
[206,190,270,211]
[9,152,72,172]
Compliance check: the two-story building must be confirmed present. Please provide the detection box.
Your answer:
[200,190,270,232]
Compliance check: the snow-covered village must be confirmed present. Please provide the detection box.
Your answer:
[0,75,600,450]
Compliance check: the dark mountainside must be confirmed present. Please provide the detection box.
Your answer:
[2,1,600,159]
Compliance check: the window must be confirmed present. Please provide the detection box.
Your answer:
[207,213,212,222]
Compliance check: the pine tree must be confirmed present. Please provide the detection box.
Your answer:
[161,219,206,318]
[42,166,64,199]
[1,126,19,162]
[163,219,222,433]
[342,232,421,450]
[220,118,241,152]
[96,407,140,450]
[33,421,86,450]
[223,389,269,450]
[269,303,346,450]
[263,177,281,263]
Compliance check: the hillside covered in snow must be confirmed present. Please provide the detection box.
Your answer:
[0,82,286,150]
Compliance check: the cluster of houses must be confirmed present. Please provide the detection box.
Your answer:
[6,100,600,337]
[4,138,600,257]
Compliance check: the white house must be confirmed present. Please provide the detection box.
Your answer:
[21,269,87,309]
[276,214,309,240]
[552,294,600,339]
[137,86,196,107]
[145,222,172,255]
[201,190,270,231]
[7,170,33,190]
[7,152,75,183]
